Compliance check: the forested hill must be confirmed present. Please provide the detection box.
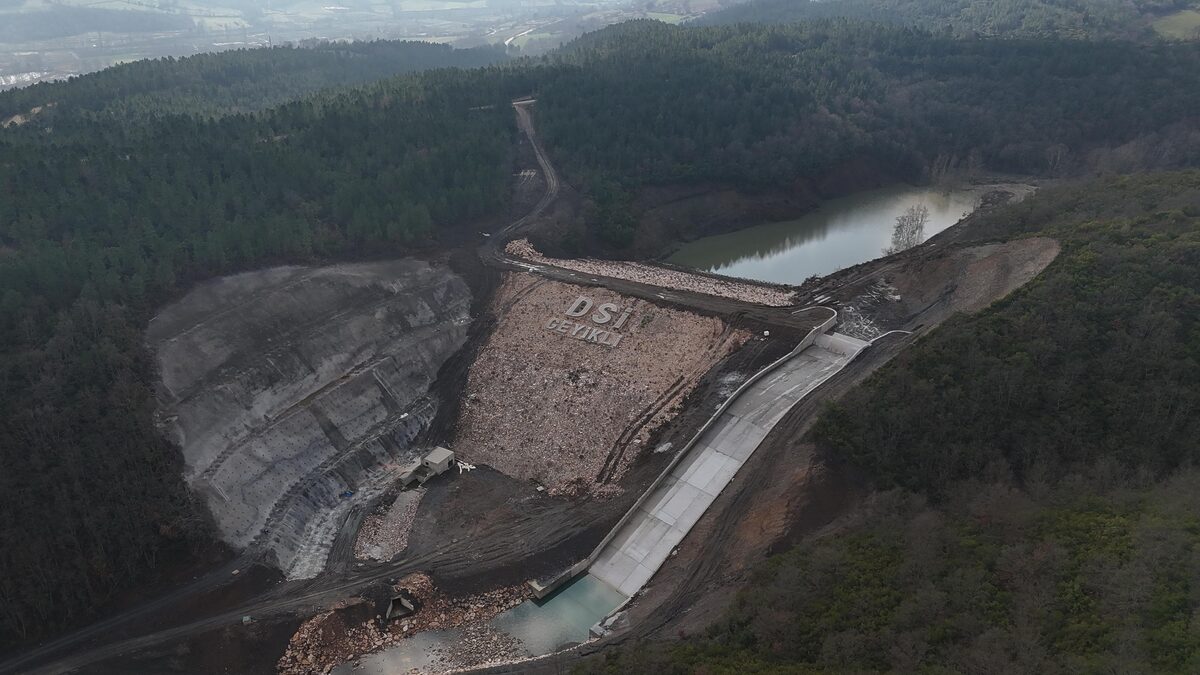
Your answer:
[0,40,508,121]
[0,66,523,650]
[535,20,1200,244]
[697,0,1195,40]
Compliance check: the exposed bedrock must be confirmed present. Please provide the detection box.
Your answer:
[148,260,471,576]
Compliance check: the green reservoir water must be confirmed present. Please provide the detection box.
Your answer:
[490,573,627,654]
[338,573,627,673]
[667,185,983,285]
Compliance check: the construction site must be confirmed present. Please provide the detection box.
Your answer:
[0,100,1058,675]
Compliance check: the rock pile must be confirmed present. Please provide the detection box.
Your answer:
[505,238,796,306]
[278,573,531,674]
[278,599,378,675]
[455,275,749,493]
[353,488,424,561]
[433,624,525,669]
[384,572,529,635]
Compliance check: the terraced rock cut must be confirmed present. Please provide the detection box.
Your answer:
[148,260,472,577]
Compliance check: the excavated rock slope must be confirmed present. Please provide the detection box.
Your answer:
[148,260,471,576]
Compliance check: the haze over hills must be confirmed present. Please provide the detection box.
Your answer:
[0,40,507,118]
[702,0,1200,40]
[0,0,727,87]
[1,4,1200,673]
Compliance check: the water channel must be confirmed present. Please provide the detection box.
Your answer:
[667,184,990,284]
[335,574,626,674]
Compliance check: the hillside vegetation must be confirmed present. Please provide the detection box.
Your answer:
[700,0,1200,40]
[0,41,507,121]
[815,172,1200,495]
[535,21,1200,244]
[579,172,1200,673]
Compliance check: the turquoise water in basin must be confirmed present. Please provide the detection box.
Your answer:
[491,573,627,655]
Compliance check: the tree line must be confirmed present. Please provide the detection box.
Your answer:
[699,0,1200,40]
[0,40,508,121]
[531,20,1200,243]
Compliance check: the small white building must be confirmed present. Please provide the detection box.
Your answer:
[423,446,455,474]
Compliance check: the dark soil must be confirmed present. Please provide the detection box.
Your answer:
[84,616,301,675]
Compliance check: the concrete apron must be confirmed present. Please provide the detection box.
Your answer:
[338,330,868,673]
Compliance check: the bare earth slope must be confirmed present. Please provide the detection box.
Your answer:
[148,259,471,577]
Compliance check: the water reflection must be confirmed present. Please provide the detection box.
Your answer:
[336,574,626,674]
[667,185,982,285]
[491,573,626,654]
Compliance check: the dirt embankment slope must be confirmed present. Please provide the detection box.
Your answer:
[453,273,750,495]
[804,234,1062,338]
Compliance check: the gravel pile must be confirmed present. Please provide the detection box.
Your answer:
[506,238,796,306]
[431,624,526,670]
[454,275,748,494]
[386,573,529,635]
[278,599,377,675]
[278,573,530,674]
[352,488,424,561]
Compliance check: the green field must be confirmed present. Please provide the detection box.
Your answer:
[512,31,554,48]
[647,11,686,24]
[1153,9,1200,39]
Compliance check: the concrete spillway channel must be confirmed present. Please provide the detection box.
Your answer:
[585,329,865,598]
[341,314,868,672]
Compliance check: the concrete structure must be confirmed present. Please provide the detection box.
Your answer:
[398,461,424,488]
[529,311,866,604]
[386,592,418,622]
[588,329,867,596]
[399,447,456,487]
[423,447,455,474]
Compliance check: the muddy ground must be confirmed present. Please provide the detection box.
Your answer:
[83,616,302,675]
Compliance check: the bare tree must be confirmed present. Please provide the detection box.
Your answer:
[885,204,929,255]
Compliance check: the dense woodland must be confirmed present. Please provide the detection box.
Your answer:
[534,20,1200,244]
[701,0,1200,40]
[3,15,1200,657]
[581,173,1200,673]
[816,173,1200,494]
[0,41,507,120]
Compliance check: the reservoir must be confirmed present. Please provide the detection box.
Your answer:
[667,184,987,285]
